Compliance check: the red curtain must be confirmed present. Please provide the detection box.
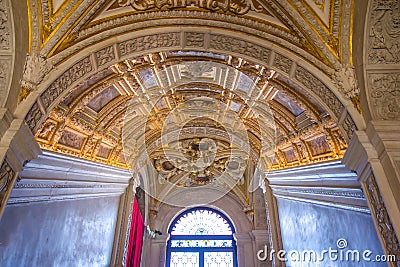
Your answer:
[126,196,144,267]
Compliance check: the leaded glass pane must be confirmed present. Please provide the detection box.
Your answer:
[170,252,199,267]
[171,209,232,235]
[204,252,234,267]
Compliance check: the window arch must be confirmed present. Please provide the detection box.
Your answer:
[166,207,238,267]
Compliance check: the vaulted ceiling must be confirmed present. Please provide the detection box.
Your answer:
[21,0,360,206]
[35,52,347,171]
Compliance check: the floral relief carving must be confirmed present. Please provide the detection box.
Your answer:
[118,33,180,57]
[118,0,264,15]
[341,111,357,141]
[368,0,400,64]
[0,159,16,211]
[185,32,205,48]
[0,0,10,50]
[25,101,44,132]
[369,72,400,120]
[273,53,292,74]
[95,45,116,67]
[0,59,10,98]
[210,34,271,63]
[40,56,93,109]
[295,66,344,119]
[365,172,400,264]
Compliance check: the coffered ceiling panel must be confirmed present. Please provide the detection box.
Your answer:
[35,52,347,173]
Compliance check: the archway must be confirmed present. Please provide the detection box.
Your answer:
[0,1,399,266]
[166,207,238,267]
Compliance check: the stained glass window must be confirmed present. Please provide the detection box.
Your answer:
[170,208,233,235]
[166,207,237,267]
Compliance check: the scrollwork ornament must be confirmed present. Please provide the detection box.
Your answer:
[0,0,11,50]
[368,0,400,64]
[0,159,16,210]
[119,0,264,14]
[369,73,400,120]
[20,53,54,103]
[365,173,400,264]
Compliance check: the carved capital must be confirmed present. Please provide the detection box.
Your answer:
[19,53,54,103]
[332,65,361,111]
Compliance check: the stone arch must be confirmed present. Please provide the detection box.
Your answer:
[146,190,255,267]
[0,0,29,112]
[22,27,361,143]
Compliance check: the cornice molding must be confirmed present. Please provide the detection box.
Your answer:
[267,159,359,187]
[266,160,369,213]
[20,150,131,183]
[8,150,132,205]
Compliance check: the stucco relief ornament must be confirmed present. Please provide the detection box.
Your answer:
[19,53,54,103]
[118,0,264,14]
[368,0,400,64]
[0,0,11,50]
[370,73,400,120]
[332,65,361,112]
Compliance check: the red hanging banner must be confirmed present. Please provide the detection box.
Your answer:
[126,196,144,267]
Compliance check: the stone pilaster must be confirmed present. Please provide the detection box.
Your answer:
[342,122,400,266]
[234,233,255,267]
[250,230,273,267]
[0,118,41,219]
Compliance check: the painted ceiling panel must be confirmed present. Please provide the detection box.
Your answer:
[87,85,120,112]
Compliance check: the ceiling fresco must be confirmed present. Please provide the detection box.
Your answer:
[35,52,347,174]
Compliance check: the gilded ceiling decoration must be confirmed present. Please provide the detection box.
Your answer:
[34,52,347,175]
[21,0,362,121]
[28,0,354,70]
[22,0,357,207]
[30,48,349,209]
[120,60,276,194]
